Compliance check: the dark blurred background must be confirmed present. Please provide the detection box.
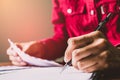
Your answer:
[0,0,53,62]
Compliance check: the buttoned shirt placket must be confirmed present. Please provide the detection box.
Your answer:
[86,0,99,29]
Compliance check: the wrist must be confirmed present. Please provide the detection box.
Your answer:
[108,47,120,69]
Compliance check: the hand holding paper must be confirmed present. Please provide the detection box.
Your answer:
[8,39,62,67]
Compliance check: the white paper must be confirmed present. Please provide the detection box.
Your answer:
[0,66,30,71]
[0,66,92,80]
[0,66,30,75]
[8,39,62,67]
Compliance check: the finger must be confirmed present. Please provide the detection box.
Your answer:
[11,61,27,66]
[82,62,108,73]
[64,31,104,62]
[72,50,97,71]
[64,43,74,62]
[76,55,98,70]
[64,36,93,62]
[71,48,93,63]
[71,49,90,69]
[67,31,104,48]
[81,51,109,72]
[77,61,97,72]
[9,56,23,62]
[72,50,79,69]
[9,56,27,66]
[82,63,98,73]
[7,48,18,56]
[72,39,108,63]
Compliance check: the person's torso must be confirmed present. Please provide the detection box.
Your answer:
[59,0,120,46]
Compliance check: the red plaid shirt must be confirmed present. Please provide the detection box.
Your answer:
[37,0,120,60]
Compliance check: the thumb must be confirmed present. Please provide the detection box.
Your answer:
[64,47,72,63]
[64,39,74,63]
[15,43,23,50]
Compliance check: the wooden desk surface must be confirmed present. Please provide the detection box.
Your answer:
[0,62,12,66]
[0,62,120,80]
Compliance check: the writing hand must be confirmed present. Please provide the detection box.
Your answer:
[64,31,120,72]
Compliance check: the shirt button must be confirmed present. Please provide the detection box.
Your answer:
[118,6,120,10]
[101,6,105,14]
[67,8,72,14]
[90,10,94,15]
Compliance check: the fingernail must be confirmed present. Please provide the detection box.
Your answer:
[64,57,69,63]
[64,57,67,63]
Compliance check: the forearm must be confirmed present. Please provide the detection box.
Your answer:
[34,24,68,60]
[38,37,68,60]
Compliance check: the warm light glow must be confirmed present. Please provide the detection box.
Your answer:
[0,0,53,62]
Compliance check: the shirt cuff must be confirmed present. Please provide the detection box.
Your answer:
[115,43,120,47]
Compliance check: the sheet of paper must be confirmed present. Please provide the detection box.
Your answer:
[0,66,92,80]
[8,39,62,67]
[0,66,30,75]
[0,66,30,71]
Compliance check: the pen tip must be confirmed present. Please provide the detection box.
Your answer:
[60,64,69,74]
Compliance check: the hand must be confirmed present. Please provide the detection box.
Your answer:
[64,31,120,73]
[7,41,44,66]
[7,42,27,66]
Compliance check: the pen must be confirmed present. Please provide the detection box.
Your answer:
[60,13,112,75]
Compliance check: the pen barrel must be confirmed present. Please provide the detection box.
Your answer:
[95,13,112,31]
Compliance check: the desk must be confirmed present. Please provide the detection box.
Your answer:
[0,62,120,80]
[0,62,12,66]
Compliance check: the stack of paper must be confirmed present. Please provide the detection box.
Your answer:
[0,67,92,80]
[6,39,92,80]
[0,66,30,75]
